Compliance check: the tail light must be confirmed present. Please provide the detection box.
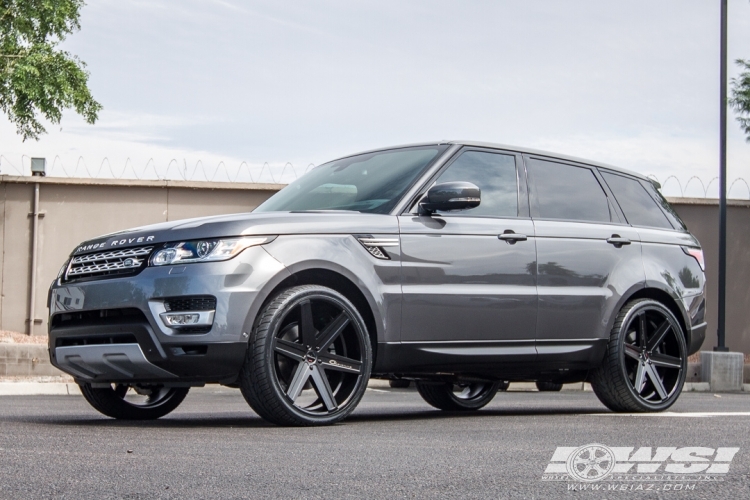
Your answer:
[681,246,705,271]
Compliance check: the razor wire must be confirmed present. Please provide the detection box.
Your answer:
[648,174,750,200]
[0,155,317,184]
[1,155,749,199]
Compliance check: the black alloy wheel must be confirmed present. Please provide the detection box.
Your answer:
[79,383,189,420]
[590,299,687,412]
[416,381,501,411]
[240,285,372,426]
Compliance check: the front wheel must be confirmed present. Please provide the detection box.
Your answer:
[590,299,687,412]
[240,285,372,426]
[416,381,501,411]
[79,383,189,420]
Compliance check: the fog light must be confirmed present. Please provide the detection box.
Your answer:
[163,313,200,326]
[158,310,216,330]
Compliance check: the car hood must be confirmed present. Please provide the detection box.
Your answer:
[71,212,399,256]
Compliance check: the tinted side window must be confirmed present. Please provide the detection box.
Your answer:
[640,180,686,231]
[601,172,672,229]
[434,151,518,217]
[528,159,611,222]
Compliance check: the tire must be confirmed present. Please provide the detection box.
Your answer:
[590,299,687,412]
[79,383,189,420]
[498,381,510,392]
[536,381,563,392]
[416,381,501,411]
[389,379,411,389]
[240,285,372,426]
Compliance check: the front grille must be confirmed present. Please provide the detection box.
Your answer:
[64,246,154,282]
[51,308,148,329]
[172,326,212,334]
[56,334,138,348]
[164,296,217,312]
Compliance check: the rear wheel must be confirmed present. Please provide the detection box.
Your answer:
[536,381,563,392]
[416,381,501,411]
[79,383,189,420]
[590,299,687,412]
[240,285,372,426]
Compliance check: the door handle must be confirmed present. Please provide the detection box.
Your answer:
[499,231,528,244]
[606,234,631,248]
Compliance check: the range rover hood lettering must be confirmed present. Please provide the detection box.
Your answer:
[71,212,398,256]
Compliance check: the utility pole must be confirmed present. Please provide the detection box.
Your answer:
[716,0,729,351]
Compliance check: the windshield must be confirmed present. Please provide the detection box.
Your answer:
[254,146,448,214]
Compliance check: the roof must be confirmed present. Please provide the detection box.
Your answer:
[333,140,651,182]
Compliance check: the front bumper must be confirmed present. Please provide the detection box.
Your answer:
[56,343,178,382]
[48,246,286,384]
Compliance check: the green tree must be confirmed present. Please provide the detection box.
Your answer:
[730,59,750,142]
[1,0,101,140]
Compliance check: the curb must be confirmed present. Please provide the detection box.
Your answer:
[0,382,81,396]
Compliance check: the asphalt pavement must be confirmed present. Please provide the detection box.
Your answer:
[0,386,749,499]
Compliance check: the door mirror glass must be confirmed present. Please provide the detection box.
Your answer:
[419,181,481,214]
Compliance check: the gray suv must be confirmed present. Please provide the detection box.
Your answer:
[48,141,707,426]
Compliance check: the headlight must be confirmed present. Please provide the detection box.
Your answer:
[57,259,71,278]
[150,236,276,266]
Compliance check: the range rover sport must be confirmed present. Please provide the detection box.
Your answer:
[48,141,707,426]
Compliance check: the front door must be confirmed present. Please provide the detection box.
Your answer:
[398,149,538,367]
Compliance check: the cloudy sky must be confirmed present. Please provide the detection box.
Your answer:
[2,0,750,197]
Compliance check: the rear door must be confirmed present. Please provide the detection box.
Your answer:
[526,156,644,365]
[398,148,538,364]
[599,171,705,351]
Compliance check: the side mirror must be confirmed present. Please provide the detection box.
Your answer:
[419,181,481,215]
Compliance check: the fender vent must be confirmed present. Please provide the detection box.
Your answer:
[356,237,399,260]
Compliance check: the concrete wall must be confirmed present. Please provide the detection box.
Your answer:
[668,198,750,354]
[0,176,747,354]
[0,344,61,377]
[0,176,282,335]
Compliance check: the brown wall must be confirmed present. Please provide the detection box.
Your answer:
[0,176,282,335]
[0,177,747,354]
[668,198,750,354]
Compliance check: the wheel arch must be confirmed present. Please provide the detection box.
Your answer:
[615,286,691,346]
[245,265,381,363]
